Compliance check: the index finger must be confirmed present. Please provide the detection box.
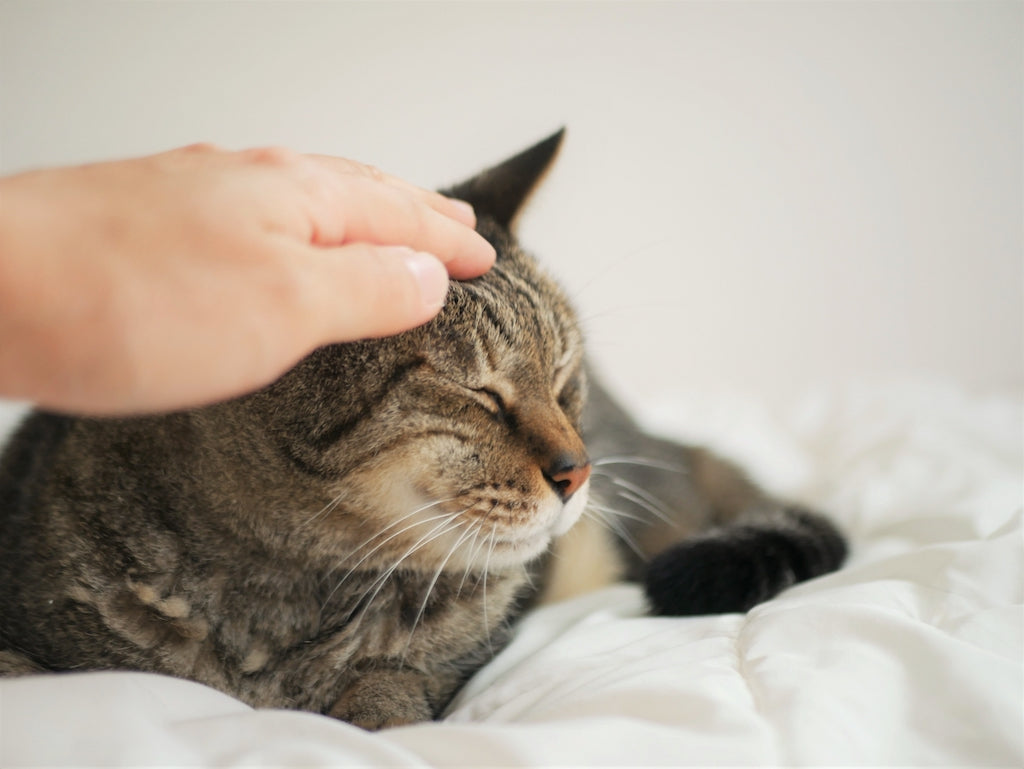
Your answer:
[307,154,478,229]
[312,176,495,279]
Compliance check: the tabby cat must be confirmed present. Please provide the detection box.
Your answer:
[0,131,846,729]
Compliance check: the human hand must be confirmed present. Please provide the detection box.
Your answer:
[0,144,496,415]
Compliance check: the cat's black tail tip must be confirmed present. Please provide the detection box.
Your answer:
[643,506,848,617]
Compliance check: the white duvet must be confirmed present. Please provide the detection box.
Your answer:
[0,380,1020,767]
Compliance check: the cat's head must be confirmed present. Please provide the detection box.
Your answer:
[229,131,588,572]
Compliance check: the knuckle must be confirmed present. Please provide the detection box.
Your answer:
[181,142,223,154]
[373,190,431,251]
[362,164,386,183]
[244,145,302,167]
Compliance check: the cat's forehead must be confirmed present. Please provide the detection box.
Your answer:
[429,245,581,380]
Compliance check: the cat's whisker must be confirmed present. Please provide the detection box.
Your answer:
[480,528,498,656]
[608,478,677,527]
[613,489,675,528]
[466,502,500,599]
[299,491,347,530]
[587,501,652,526]
[309,483,455,535]
[343,512,470,630]
[592,455,689,474]
[346,497,461,560]
[582,507,645,560]
[322,509,456,603]
[322,508,462,611]
[520,561,536,591]
[562,240,672,321]
[319,499,458,586]
[400,523,480,662]
[574,303,674,333]
[455,521,487,600]
[321,497,461,586]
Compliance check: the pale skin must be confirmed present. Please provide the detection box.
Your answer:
[0,143,496,415]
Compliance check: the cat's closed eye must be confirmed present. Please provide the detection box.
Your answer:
[472,387,509,421]
[557,389,576,415]
[555,376,584,419]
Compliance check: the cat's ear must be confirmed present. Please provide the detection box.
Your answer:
[442,128,565,229]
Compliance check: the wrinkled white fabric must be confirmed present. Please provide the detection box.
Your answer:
[1,381,1020,767]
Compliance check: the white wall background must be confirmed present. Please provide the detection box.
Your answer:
[1,0,1021,409]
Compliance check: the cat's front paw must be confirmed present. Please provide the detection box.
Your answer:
[328,671,434,730]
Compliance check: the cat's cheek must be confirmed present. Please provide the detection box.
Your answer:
[550,480,590,537]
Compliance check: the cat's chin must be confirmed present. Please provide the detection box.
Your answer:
[488,530,555,568]
[551,481,589,537]
[486,483,591,569]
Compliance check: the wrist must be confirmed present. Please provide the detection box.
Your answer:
[0,171,87,405]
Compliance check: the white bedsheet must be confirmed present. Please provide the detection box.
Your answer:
[1,381,1020,767]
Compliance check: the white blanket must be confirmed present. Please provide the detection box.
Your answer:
[1,381,1020,767]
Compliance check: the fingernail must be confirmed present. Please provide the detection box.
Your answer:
[449,198,476,225]
[402,250,449,310]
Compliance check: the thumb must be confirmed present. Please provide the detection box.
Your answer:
[305,243,450,342]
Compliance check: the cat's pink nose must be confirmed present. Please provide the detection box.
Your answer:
[546,460,591,502]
